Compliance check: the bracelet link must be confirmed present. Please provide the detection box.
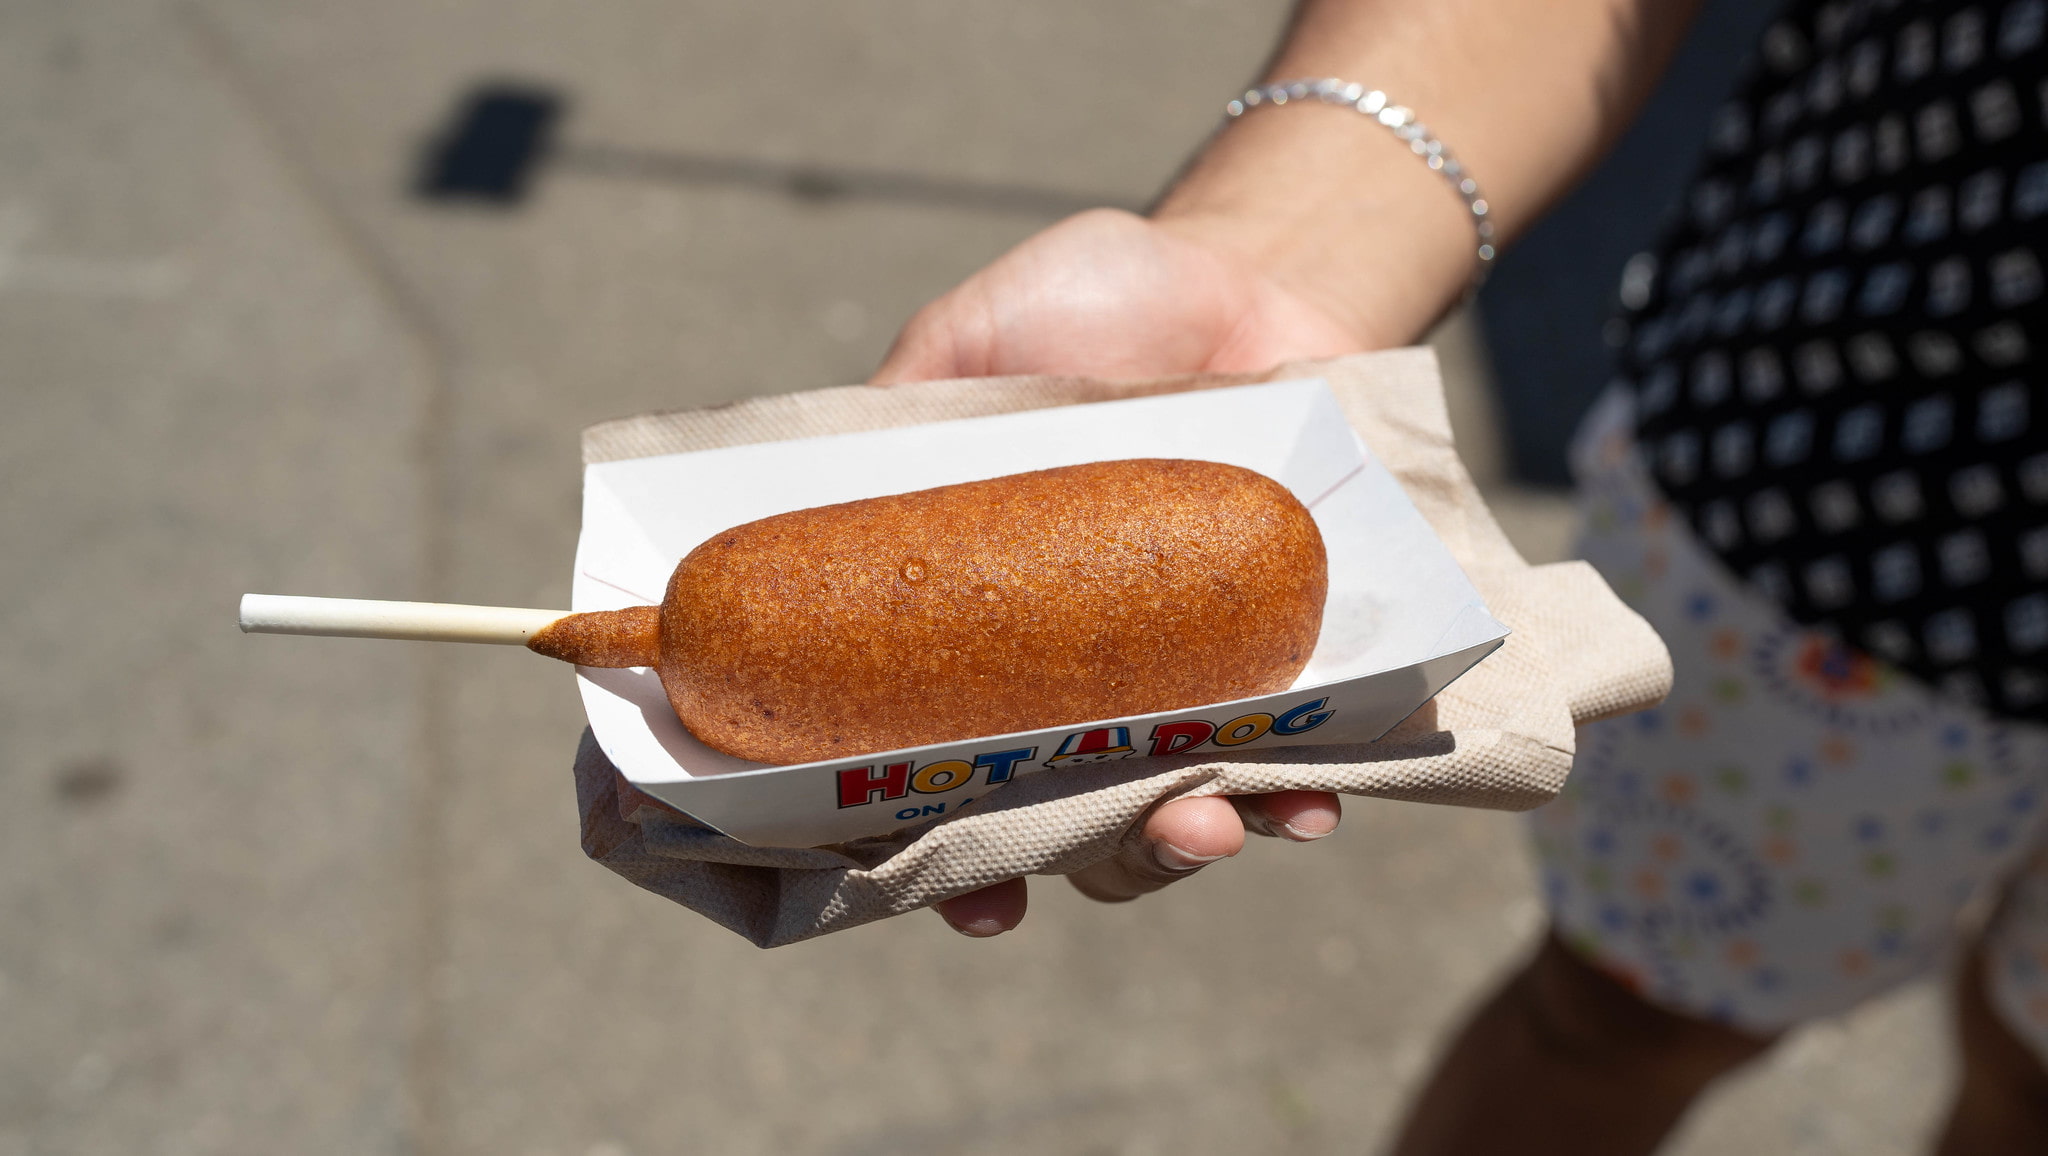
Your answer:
[1224,78,1497,281]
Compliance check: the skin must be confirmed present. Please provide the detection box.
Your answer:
[874,0,2048,1149]
[1391,932,1779,1156]
[1933,940,2048,1154]
[882,0,1707,940]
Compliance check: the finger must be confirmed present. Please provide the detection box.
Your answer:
[933,877,1029,937]
[1231,790,1342,841]
[1068,794,1246,903]
[868,296,980,386]
[1145,792,1250,861]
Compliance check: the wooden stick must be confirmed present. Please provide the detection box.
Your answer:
[238,594,568,646]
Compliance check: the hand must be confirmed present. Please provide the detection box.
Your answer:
[869,208,1355,937]
[872,208,1364,382]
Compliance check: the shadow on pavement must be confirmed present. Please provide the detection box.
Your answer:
[415,80,1139,217]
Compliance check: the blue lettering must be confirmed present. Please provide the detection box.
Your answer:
[1272,697,1334,736]
[975,747,1036,784]
[895,807,922,821]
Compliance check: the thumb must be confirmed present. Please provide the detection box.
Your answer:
[1067,794,1246,902]
[868,294,988,386]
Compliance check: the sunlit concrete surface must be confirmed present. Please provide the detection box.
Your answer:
[1,2,1946,1153]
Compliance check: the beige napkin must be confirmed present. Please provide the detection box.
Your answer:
[571,349,1671,947]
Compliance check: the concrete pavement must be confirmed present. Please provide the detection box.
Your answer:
[1,2,1949,1153]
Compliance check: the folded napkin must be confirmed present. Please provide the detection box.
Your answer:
[572,348,1671,946]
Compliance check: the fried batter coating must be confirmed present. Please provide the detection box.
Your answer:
[533,459,1327,765]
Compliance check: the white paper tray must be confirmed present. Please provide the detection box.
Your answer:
[571,378,1507,846]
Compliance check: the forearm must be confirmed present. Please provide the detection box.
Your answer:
[1154,0,1703,348]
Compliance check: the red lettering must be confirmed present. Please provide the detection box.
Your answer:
[1148,720,1216,757]
[837,762,911,808]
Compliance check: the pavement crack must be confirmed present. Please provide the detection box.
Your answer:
[174,6,461,1153]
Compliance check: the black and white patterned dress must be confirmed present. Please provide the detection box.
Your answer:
[1620,0,2048,719]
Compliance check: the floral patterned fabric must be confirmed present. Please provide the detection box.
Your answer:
[1538,390,2048,1052]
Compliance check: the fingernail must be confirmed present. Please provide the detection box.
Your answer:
[1241,812,1333,841]
[1277,819,1334,841]
[1152,841,1228,873]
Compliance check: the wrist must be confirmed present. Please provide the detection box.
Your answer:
[1150,94,1482,350]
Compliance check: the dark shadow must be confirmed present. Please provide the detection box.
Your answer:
[51,755,124,806]
[552,142,1142,217]
[412,80,1138,217]
[1475,0,1783,484]
[413,82,565,204]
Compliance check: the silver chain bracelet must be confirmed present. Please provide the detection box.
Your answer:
[1225,78,1497,282]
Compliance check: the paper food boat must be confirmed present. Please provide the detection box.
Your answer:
[571,378,1508,848]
